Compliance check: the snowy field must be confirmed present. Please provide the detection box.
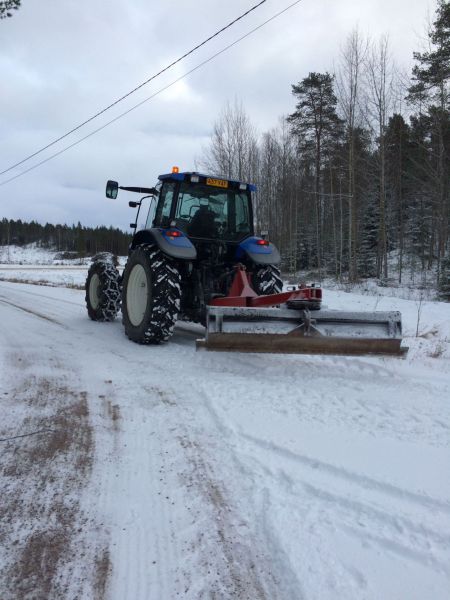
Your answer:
[0,261,449,599]
[0,245,126,289]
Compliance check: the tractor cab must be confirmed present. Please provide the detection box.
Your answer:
[152,170,255,243]
[105,171,278,266]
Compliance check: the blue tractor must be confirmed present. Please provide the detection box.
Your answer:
[85,169,284,344]
[86,168,405,355]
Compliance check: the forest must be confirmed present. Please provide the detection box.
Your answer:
[199,1,449,288]
[0,218,132,257]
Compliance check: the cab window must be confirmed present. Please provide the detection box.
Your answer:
[175,182,252,240]
[235,194,251,236]
[154,182,175,227]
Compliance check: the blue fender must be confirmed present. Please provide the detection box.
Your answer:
[131,228,197,260]
[236,236,281,265]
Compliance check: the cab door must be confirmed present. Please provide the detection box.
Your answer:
[152,182,177,228]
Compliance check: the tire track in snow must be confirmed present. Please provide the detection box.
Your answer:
[90,376,280,599]
[0,280,83,303]
[240,432,450,515]
[177,433,278,599]
[235,433,450,576]
[148,383,282,599]
[300,482,450,569]
[0,295,64,325]
[94,387,178,600]
[191,383,304,599]
[109,376,285,599]
[196,383,450,595]
[0,283,83,306]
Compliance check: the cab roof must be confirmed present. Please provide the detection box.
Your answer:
[157,171,257,192]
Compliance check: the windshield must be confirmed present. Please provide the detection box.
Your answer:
[175,183,252,241]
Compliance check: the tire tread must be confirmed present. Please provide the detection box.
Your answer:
[122,244,181,344]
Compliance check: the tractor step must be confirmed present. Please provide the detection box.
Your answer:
[196,306,408,356]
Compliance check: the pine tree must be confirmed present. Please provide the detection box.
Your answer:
[288,72,343,275]
[408,0,450,274]
[408,0,449,107]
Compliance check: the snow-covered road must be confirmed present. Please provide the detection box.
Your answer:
[1,280,449,599]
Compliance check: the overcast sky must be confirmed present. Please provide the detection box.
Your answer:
[0,0,436,230]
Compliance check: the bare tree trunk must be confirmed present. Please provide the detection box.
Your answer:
[336,28,368,282]
[339,178,343,280]
[366,35,394,281]
[315,142,322,275]
[398,137,404,283]
[330,164,338,277]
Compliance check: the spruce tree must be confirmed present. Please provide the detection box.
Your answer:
[0,0,21,19]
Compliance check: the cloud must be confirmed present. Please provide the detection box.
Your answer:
[0,0,436,229]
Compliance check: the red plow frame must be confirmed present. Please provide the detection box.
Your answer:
[197,265,407,356]
[210,265,322,309]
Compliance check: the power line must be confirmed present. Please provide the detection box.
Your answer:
[0,0,303,188]
[0,0,267,177]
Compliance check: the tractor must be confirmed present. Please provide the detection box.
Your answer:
[85,168,405,355]
[86,169,286,342]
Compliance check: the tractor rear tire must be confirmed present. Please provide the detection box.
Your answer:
[121,244,181,344]
[252,265,283,296]
[85,256,121,321]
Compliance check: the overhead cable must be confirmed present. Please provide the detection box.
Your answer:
[0,0,267,176]
[0,0,303,187]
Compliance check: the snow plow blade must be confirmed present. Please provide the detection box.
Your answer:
[196,306,407,356]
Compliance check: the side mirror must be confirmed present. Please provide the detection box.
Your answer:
[130,223,137,229]
[106,180,119,199]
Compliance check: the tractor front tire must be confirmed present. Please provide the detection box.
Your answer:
[85,256,121,321]
[252,265,283,296]
[121,245,181,344]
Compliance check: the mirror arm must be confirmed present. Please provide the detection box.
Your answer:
[119,186,158,195]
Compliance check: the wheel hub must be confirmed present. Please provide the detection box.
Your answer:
[127,264,149,326]
[89,273,100,310]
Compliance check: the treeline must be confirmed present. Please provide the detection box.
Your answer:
[0,218,132,256]
[200,1,449,285]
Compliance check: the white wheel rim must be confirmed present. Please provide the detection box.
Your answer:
[89,273,100,309]
[127,264,148,326]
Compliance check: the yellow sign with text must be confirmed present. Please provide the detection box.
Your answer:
[206,177,228,189]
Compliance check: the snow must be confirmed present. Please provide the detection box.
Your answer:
[0,260,449,599]
[0,244,127,288]
[0,265,88,288]
[0,243,89,265]
[0,243,127,266]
